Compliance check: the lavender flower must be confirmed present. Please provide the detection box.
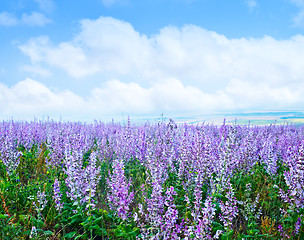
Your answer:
[184,194,216,239]
[219,182,238,230]
[258,134,278,175]
[29,226,37,239]
[107,158,134,220]
[278,224,290,239]
[64,149,101,209]
[280,141,304,211]
[32,190,48,217]
[192,183,203,222]
[147,180,165,226]
[214,230,223,239]
[0,127,23,175]
[294,217,301,235]
[53,178,64,212]
[161,186,180,239]
[195,196,216,239]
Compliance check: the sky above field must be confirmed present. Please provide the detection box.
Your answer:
[1,0,304,121]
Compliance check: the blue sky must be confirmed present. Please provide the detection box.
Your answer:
[1,0,304,121]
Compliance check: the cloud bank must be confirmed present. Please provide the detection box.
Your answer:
[5,16,304,120]
[1,76,302,121]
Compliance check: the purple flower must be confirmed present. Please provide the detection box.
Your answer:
[0,123,23,175]
[219,182,238,229]
[53,178,63,212]
[32,190,48,216]
[293,217,301,235]
[259,136,278,175]
[161,186,180,239]
[107,158,134,220]
[195,196,216,239]
[64,149,101,209]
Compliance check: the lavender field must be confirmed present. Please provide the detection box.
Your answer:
[0,119,303,239]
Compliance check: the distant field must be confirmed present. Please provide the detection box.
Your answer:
[168,111,304,125]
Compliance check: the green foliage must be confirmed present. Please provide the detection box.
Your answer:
[0,214,24,239]
[1,139,304,239]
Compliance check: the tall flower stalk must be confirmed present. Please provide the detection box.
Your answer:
[64,149,101,209]
[53,178,63,212]
[107,158,134,220]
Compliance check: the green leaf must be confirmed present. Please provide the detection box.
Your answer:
[35,219,45,228]
[0,214,8,220]
[64,231,77,239]
[114,228,125,237]
[75,234,85,240]
[88,224,102,231]
[227,230,234,237]
[43,230,54,236]
[212,221,223,230]
[242,235,255,238]
[93,216,103,224]
[128,227,140,236]
[69,213,82,220]
[70,218,82,225]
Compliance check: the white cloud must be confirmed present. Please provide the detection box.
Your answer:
[0,11,51,27]
[100,0,126,7]
[0,78,228,120]
[225,79,303,109]
[21,12,52,26]
[20,36,100,77]
[101,0,116,7]
[290,0,304,26]
[34,0,55,13]
[21,65,51,77]
[0,79,85,119]
[17,16,304,117]
[19,36,51,63]
[88,78,232,114]
[246,0,257,10]
[20,17,304,85]
[0,12,18,26]
[290,0,304,6]
[293,10,304,26]
[1,77,303,121]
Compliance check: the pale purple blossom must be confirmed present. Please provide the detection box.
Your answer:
[107,158,134,220]
[53,178,64,212]
[64,150,101,209]
[219,182,238,229]
[161,186,180,239]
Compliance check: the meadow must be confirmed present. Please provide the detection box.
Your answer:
[0,119,303,239]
